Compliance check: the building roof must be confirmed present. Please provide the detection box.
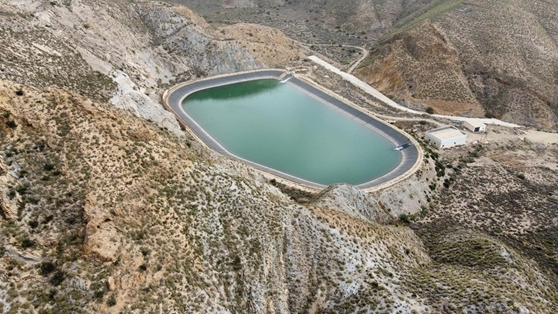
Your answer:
[426,126,466,141]
[464,119,486,128]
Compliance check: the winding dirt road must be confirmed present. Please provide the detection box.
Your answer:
[308,55,521,128]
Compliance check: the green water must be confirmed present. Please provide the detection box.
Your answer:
[182,79,401,186]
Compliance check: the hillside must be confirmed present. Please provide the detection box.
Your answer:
[1,76,557,313]
[0,0,305,135]
[181,0,438,47]
[356,0,558,129]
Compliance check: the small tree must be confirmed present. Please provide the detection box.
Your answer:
[426,107,435,114]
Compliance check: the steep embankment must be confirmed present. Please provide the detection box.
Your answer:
[357,0,558,129]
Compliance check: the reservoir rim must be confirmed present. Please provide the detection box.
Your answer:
[163,69,423,192]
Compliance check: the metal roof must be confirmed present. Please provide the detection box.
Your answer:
[464,119,486,128]
[426,126,467,141]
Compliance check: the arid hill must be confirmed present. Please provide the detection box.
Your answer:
[1,74,557,313]
[356,0,558,129]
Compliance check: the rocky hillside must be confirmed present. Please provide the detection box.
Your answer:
[356,0,558,129]
[182,0,439,47]
[1,75,557,313]
[0,0,305,136]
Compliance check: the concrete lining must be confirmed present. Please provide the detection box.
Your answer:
[163,69,422,192]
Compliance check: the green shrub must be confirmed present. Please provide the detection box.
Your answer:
[471,149,482,158]
[50,271,66,286]
[485,111,496,118]
[107,295,117,307]
[39,261,56,276]
[399,214,411,224]
[425,107,435,114]
[6,120,17,128]
[21,237,34,248]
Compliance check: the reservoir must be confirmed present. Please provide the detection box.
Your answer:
[181,79,402,186]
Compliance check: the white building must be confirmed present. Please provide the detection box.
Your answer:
[463,119,486,133]
[425,126,467,149]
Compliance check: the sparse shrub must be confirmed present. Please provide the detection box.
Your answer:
[43,215,54,224]
[50,271,66,286]
[107,295,117,307]
[29,220,39,229]
[399,214,411,224]
[6,120,17,128]
[471,149,482,158]
[131,229,146,241]
[39,261,56,276]
[232,256,242,271]
[425,107,435,114]
[140,247,151,257]
[21,237,34,248]
[15,184,28,195]
[94,289,105,300]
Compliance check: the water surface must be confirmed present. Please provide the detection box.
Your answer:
[182,79,401,185]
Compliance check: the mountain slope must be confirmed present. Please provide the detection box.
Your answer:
[1,78,557,313]
[1,0,558,313]
[356,0,558,129]
[0,0,304,135]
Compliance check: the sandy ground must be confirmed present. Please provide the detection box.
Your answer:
[465,126,558,146]
[523,130,558,145]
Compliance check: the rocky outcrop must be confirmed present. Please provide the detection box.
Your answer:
[314,184,391,223]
